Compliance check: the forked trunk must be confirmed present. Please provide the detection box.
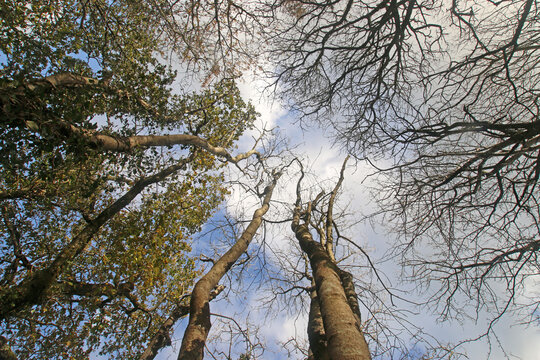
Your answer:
[292,220,371,360]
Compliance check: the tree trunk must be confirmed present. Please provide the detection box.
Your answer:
[307,283,329,360]
[178,173,281,360]
[292,220,371,360]
[139,285,224,360]
[339,269,363,326]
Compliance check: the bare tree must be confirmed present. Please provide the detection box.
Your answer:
[291,158,371,360]
[262,0,540,335]
[178,168,282,360]
[371,0,540,329]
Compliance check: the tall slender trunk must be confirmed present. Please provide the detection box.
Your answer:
[178,172,281,360]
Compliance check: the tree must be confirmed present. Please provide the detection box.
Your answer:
[163,156,375,360]
[263,0,540,333]
[291,158,370,360]
[0,0,263,358]
[178,168,281,360]
[174,155,456,359]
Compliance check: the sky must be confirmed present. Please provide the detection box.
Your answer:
[152,74,540,359]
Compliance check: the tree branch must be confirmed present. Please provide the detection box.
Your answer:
[0,155,193,319]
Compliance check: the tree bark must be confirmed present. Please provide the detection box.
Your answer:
[19,117,259,164]
[177,172,281,360]
[339,270,363,326]
[139,285,224,360]
[89,133,259,163]
[5,72,260,164]
[307,284,329,360]
[324,156,348,261]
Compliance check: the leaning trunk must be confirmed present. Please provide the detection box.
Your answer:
[0,159,190,319]
[178,173,281,360]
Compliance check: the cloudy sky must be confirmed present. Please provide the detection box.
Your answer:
[154,74,540,360]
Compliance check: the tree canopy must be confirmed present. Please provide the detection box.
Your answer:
[1,0,261,357]
[1,0,539,359]
[260,0,540,333]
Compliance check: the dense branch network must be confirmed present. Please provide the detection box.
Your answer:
[262,0,540,326]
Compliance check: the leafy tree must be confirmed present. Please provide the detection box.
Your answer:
[0,0,261,358]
